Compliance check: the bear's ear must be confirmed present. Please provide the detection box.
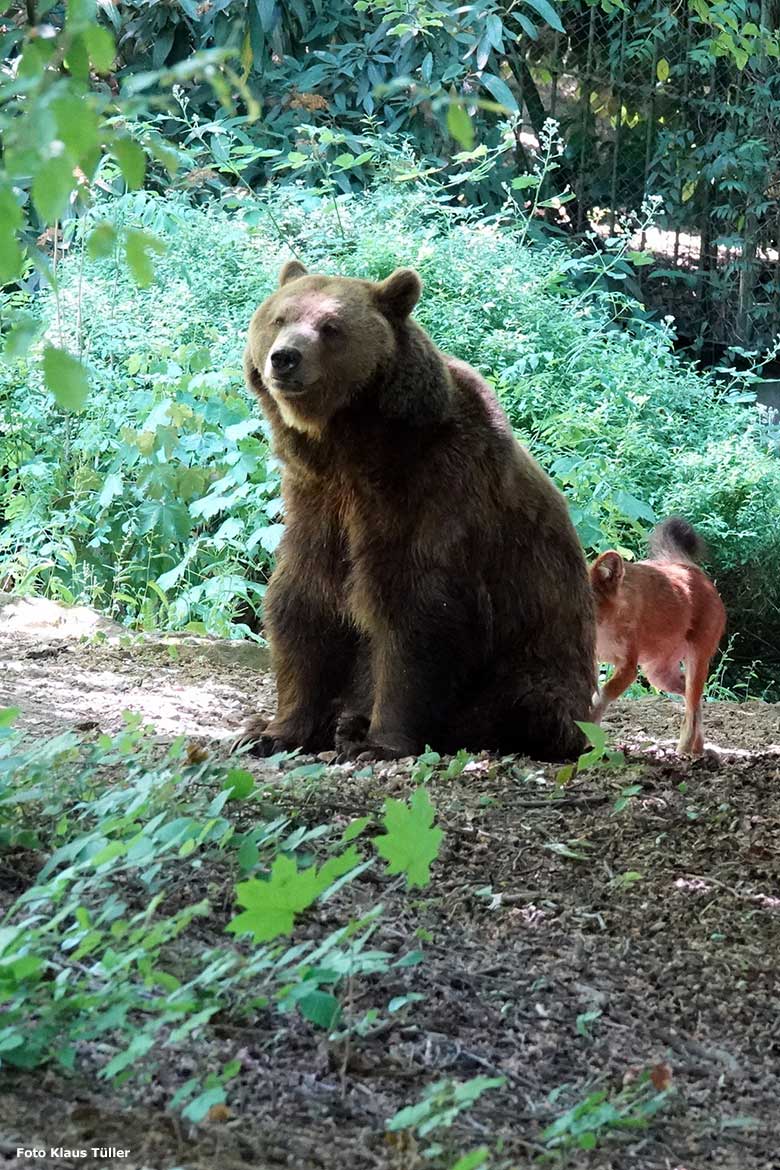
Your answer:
[278,259,308,286]
[591,551,625,595]
[375,267,422,320]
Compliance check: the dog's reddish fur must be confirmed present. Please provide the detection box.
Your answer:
[590,518,726,755]
[235,261,596,762]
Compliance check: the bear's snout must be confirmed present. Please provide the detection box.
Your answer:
[270,346,302,377]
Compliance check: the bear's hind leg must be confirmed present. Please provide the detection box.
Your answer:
[486,673,594,762]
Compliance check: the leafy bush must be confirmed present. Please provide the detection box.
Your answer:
[2,181,778,685]
[0,707,443,1111]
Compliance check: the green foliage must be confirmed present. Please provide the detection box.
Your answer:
[387,1075,506,1138]
[113,0,563,209]
[555,722,626,786]
[228,848,364,943]
[376,787,444,889]
[541,1069,674,1156]
[2,181,779,685]
[0,714,443,1106]
[42,344,90,412]
[448,1151,491,1170]
[0,0,248,409]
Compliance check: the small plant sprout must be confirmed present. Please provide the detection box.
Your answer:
[387,1075,506,1140]
[555,722,625,787]
[541,1067,674,1155]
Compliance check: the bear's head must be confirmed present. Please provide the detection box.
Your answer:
[245,261,425,435]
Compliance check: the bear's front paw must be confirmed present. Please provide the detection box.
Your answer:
[231,715,296,757]
[230,714,269,754]
[355,743,409,763]
[338,736,416,763]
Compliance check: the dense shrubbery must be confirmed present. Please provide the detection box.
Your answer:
[2,183,779,685]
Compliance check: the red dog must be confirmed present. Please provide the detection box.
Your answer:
[589,518,726,755]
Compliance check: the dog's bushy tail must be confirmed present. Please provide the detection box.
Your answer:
[648,517,707,565]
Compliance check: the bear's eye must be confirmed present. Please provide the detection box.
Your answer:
[272,316,285,327]
[320,320,342,339]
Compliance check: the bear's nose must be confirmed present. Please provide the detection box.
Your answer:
[270,347,302,375]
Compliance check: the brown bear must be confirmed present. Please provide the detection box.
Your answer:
[235,260,596,761]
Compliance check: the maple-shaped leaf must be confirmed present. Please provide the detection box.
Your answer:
[375,787,443,889]
[227,855,322,942]
[226,847,363,943]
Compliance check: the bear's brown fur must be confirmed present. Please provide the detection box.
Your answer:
[236,260,596,761]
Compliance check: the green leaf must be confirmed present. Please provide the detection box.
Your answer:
[388,993,425,1012]
[298,990,341,1028]
[316,846,362,894]
[627,250,654,266]
[0,1032,25,1053]
[611,870,644,890]
[91,840,126,867]
[480,73,518,113]
[98,471,123,508]
[0,184,23,282]
[182,1086,226,1122]
[0,708,20,728]
[125,228,165,287]
[447,102,474,150]
[375,787,443,889]
[543,841,590,861]
[256,0,278,33]
[454,1076,505,1103]
[656,57,670,82]
[575,721,607,754]
[42,346,89,412]
[227,855,323,942]
[87,221,116,259]
[223,768,255,800]
[237,838,259,871]
[512,173,541,190]
[112,138,146,189]
[576,1009,602,1036]
[83,23,115,71]
[521,0,564,34]
[101,1032,156,1079]
[52,94,99,160]
[227,843,363,941]
[612,489,655,523]
[342,816,370,842]
[222,1058,242,1081]
[555,762,576,786]
[66,0,98,31]
[4,315,40,358]
[0,225,22,283]
[32,155,74,224]
[65,31,90,80]
[449,1148,491,1170]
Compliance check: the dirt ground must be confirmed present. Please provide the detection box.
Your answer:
[1,598,780,1170]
